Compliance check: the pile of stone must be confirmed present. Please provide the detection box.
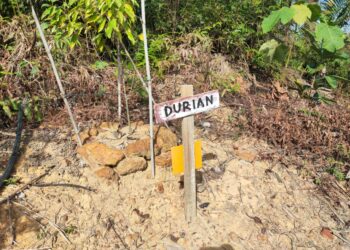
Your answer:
[75,122,178,181]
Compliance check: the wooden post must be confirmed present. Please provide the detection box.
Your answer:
[181,85,196,222]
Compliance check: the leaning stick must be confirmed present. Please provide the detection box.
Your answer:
[120,41,153,103]
[122,64,131,132]
[30,2,82,146]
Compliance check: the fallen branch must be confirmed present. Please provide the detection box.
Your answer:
[0,171,49,205]
[32,182,96,192]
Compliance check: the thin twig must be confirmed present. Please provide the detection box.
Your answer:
[123,65,131,133]
[32,182,96,192]
[108,218,129,250]
[333,232,350,246]
[13,201,71,244]
[0,171,49,204]
[8,198,17,245]
[120,41,151,100]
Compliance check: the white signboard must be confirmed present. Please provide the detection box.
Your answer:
[154,90,220,123]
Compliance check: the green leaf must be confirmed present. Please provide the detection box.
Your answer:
[325,76,337,89]
[307,3,321,21]
[105,18,117,38]
[315,23,345,53]
[279,7,295,25]
[124,3,135,22]
[262,10,280,33]
[125,28,135,44]
[259,39,286,62]
[98,18,106,32]
[2,104,12,118]
[291,4,312,25]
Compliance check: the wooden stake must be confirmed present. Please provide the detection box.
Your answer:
[141,0,155,178]
[181,85,196,222]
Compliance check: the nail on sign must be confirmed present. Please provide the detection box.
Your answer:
[154,90,220,123]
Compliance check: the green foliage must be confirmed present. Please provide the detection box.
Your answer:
[41,0,138,51]
[0,97,43,122]
[134,34,174,76]
[146,0,281,57]
[260,3,349,102]
[92,60,109,70]
[0,0,27,18]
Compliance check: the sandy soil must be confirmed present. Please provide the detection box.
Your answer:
[0,121,349,250]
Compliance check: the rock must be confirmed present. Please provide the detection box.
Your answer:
[201,122,211,128]
[77,142,125,168]
[320,227,334,240]
[115,157,147,176]
[125,233,140,247]
[89,127,99,136]
[156,182,164,193]
[73,130,90,144]
[235,149,257,162]
[155,152,172,168]
[99,122,119,131]
[95,166,119,181]
[125,138,160,159]
[156,127,177,152]
[203,152,217,161]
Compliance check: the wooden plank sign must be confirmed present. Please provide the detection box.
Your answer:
[154,90,220,123]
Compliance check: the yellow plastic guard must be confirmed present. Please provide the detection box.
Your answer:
[171,140,202,175]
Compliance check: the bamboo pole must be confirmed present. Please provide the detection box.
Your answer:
[117,42,122,120]
[141,0,155,178]
[30,3,82,146]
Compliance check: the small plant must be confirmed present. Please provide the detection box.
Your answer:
[314,177,321,185]
[298,108,325,121]
[326,158,346,181]
[91,60,109,70]
[3,176,20,186]
[37,228,47,240]
[336,144,350,161]
[327,166,345,181]
[64,225,77,234]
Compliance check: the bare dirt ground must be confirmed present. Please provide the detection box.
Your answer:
[1,107,349,250]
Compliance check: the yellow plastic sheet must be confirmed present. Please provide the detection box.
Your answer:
[171,140,202,175]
